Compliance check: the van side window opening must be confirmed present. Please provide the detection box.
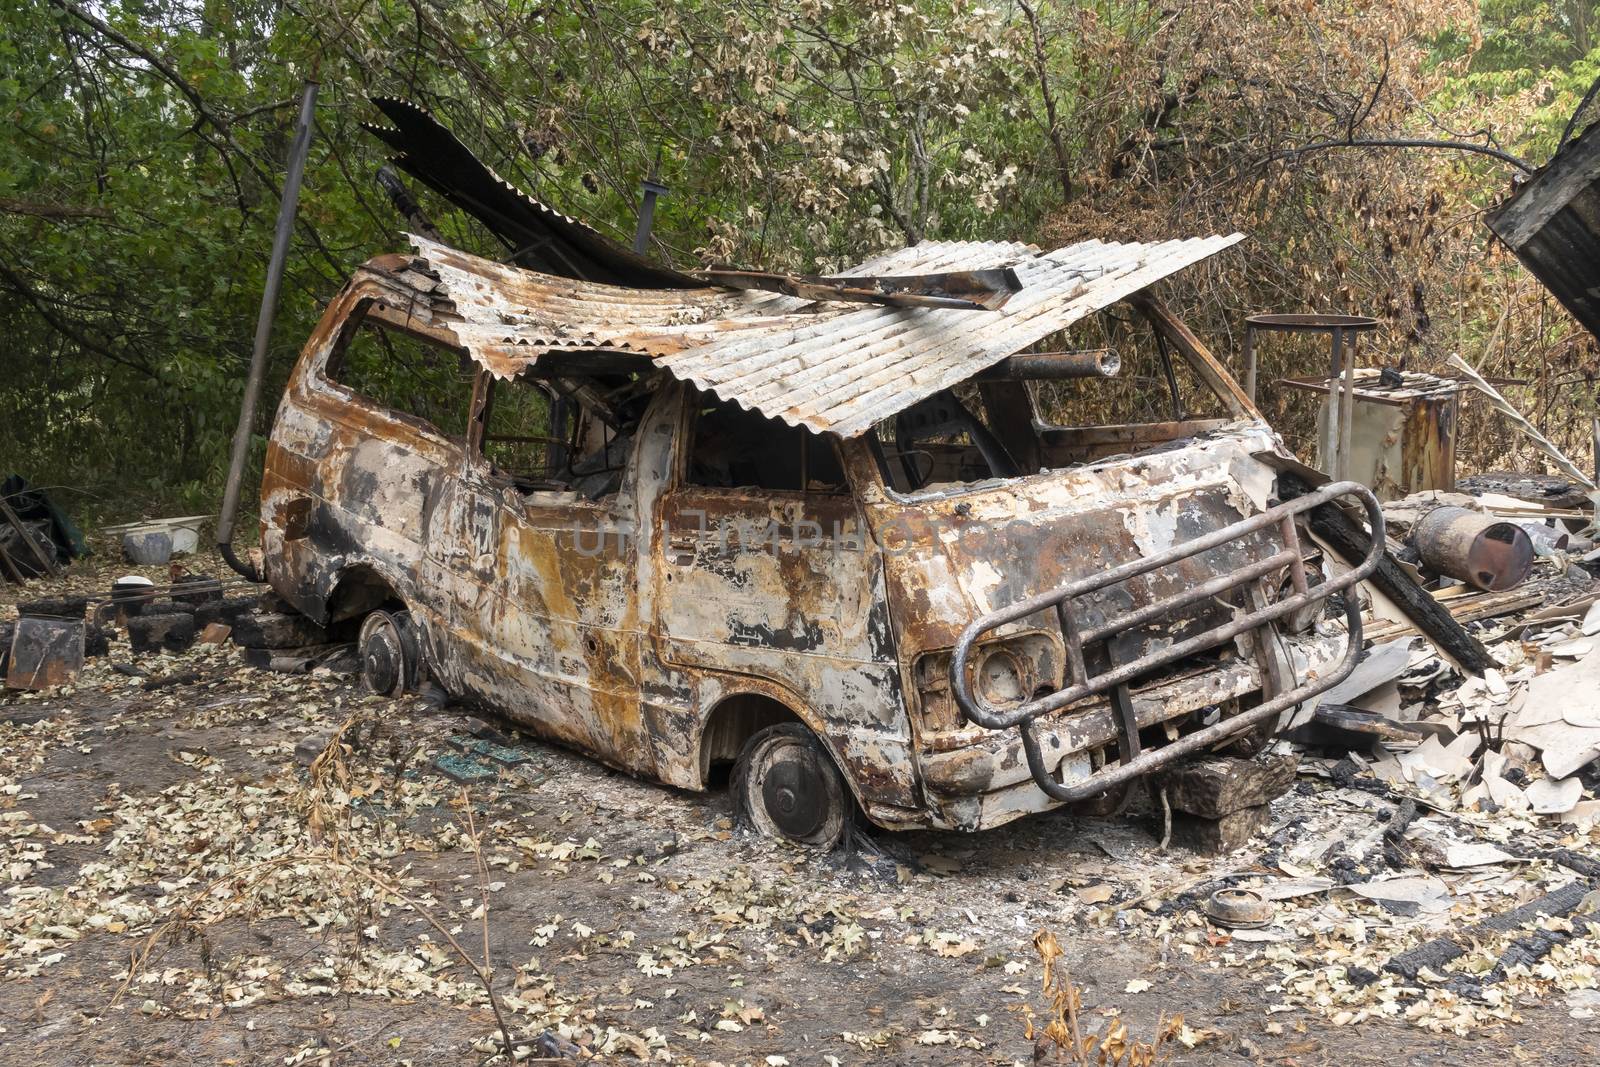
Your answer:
[481,368,657,500]
[325,316,475,438]
[686,397,846,493]
[481,374,564,489]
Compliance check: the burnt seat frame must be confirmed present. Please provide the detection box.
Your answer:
[949,481,1385,802]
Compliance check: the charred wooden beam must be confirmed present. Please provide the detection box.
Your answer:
[1277,471,1495,675]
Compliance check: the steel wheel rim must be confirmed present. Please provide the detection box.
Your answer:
[358,611,406,697]
[748,735,845,847]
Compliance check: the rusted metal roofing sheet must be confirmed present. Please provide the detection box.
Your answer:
[410,231,1244,437]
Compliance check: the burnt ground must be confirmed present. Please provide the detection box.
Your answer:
[4,561,1600,1065]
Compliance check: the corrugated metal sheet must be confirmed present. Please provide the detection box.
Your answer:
[1486,121,1600,343]
[409,231,1245,437]
[366,98,701,288]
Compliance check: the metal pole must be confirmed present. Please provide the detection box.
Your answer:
[217,80,318,581]
[633,178,668,254]
[1242,323,1258,406]
[1331,331,1356,483]
[1338,329,1358,482]
[1322,330,1341,477]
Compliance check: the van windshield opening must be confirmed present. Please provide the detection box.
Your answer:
[869,302,1243,493]
[1027,308,1234,469]
[870,388,1019,493]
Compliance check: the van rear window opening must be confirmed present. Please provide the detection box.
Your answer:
[325,317,475,438]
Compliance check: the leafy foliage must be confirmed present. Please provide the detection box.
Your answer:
[2,1,1597,519]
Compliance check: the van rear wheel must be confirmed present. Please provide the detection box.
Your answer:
[731,724,848,849]
[358,609,417,697]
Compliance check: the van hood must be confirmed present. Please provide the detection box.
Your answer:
[865,421,1293,662]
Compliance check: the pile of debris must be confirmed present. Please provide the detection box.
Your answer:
[3,555,358,693]
[1152,474,1600,1030]
[0,476,87,584]
[1282,477,1600,824]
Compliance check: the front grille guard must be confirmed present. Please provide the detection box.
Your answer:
[949,481,1384,803]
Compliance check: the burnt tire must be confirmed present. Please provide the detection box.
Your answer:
[731,723,849,850]
[358,609,418,697]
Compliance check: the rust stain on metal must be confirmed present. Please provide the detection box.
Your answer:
[257,234,1374,837]
[1412,505,1534,592]
[5,616,85,691]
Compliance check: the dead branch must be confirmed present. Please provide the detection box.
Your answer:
[1269,136,1533,173]
[1017,0,1072,203]
[350,856,521,1059]
[460,793,518,1059]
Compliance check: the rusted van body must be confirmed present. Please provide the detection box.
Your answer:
[259,233,1379,845]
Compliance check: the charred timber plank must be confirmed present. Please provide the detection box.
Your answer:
[1382,936,1465,982]
[231,611,330,650]
[127,612,198,654]
[1543,847,1600,880]
[1383,880,1594,981]
[1158,754,1299,818]
[1169,803,1270,855]
[1279,473,1495,675]
[18,595,88,618]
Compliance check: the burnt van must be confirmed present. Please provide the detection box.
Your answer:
[254,231,1380,847]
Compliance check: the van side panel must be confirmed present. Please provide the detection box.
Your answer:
[260,288,458,636]
[653,484,917,808]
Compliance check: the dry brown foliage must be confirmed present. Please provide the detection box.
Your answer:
[1023,928,1186,1066]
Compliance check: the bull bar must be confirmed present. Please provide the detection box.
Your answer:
[949,481,1385,803]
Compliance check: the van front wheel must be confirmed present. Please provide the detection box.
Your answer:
[731,724,848,849]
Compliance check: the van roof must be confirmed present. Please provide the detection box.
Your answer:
[390,230,1243,438]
